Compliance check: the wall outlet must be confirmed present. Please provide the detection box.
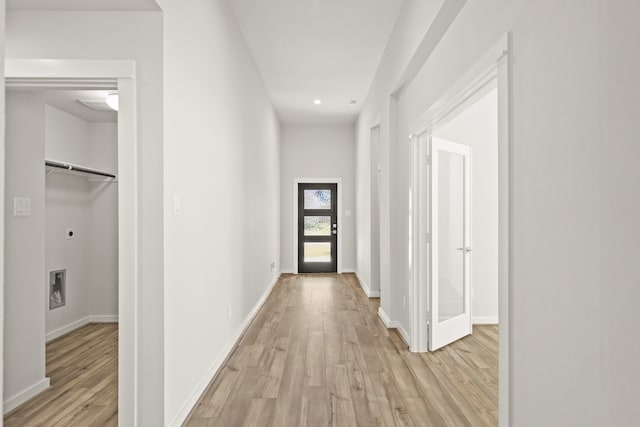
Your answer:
[403,296,406,309]
[270,261,276,270]
[66,228,76,239]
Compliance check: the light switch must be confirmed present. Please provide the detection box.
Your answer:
[14,197,31,216]
[173,195,182,216]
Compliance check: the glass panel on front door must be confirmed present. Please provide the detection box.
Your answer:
[298,183,337,273]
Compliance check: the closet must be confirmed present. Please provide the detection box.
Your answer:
[44,95,118,340]
[4,88,118,413]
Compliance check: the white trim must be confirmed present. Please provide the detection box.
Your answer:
[371,113,381,129]
[280,269,294,274]
[409,34,508,136]
[377,307,410,346]
[472,316,499,325]
[3,378,50,414]
[378,307,393,328]
[497,35,512,427]
[45,315,120,342]
[169,274,281,427]
[46,318,90,342]
[355,271,380,298]
[5,59,138,426]
[90,315,119,323]
[5,59,135,80]
[396,323,411,347]
[292,178,343,274]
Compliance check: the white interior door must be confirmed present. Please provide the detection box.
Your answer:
[429,137,472,351]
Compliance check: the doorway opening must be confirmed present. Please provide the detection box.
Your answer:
[3,59,138,426]
[406,35,510,424]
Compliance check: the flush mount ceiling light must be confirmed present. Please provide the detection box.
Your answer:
[349,100,357,105]
[313,99,322,105]
[77,99,113,111]
[105,93,119,111]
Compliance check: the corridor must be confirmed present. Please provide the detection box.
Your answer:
[186,274,498,426]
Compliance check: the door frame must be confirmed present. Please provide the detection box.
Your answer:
[4,59,138,425]
[370,124,381,296]
[293,178,342,274]
[408,34,511,425]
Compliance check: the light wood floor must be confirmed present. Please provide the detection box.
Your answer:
[4,323,118,427]
[186,273,498,426]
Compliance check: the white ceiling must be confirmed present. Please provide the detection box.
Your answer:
[45,90,117,123]
[7,0,159,10]
[230,0,404,125]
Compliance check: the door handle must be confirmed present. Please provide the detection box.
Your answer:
[456,247,472,253]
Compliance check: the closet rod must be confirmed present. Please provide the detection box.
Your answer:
[45,160,116,179]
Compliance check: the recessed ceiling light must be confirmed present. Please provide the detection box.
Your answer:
[349,100,357,105]
[313,99,322,105]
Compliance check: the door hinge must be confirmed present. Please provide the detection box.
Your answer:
[425,155,432,165]
[425,233,432,243]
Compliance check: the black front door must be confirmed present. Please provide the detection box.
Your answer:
[298,183,337,273]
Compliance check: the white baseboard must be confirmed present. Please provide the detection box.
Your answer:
[169,273,281,427]
[280,269,294,274]
[378,307,392,327]
[341,268,355,273]
[45,315,119,342]
[46,317,90,342]
[4,377,50,413]
[378,307,410,347]
[396,323,411,347]
[89,315,119,323]
[355,271,380,298]
[473,316,499,325]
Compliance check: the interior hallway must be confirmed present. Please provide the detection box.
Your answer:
[4,323,118,427]
[186,274,498,426]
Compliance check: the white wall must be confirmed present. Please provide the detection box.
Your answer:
[280,125,356,273]
[6,10,164,425]
[433,88,498,323]
[355,0,447,324]
[4,90,48,411]
[88,123,118,318]
[600,2,640,422]
[45,106,91,337]
[357,0,640,425]
[44,106,119,338]
[158,1,281,424]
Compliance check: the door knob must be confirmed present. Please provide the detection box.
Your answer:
[456,247,472,253]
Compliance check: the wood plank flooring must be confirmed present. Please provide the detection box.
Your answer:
[4,323,118,427]
[186,274,498,426]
